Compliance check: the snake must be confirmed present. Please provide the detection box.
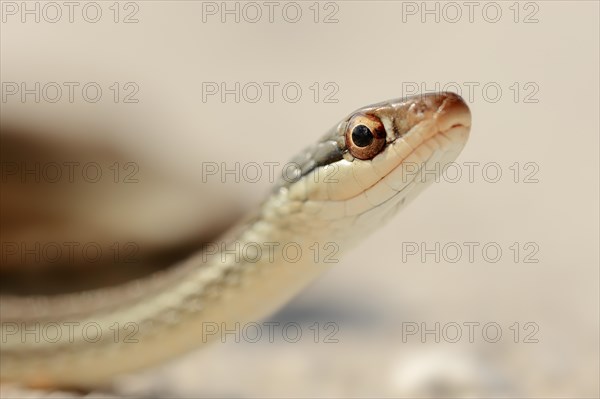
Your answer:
[0,92,471,389]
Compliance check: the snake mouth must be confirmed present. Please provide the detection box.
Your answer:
[434,92,472,133]
[383,92,471,145]
[390,92,471,154]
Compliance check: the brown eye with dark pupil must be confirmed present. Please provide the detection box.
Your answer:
[351,125,374,147]
[345,113,386,160]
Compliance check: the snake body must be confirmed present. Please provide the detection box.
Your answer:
[0,92,471,388]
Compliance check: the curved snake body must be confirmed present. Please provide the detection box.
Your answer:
[0,92,472,387]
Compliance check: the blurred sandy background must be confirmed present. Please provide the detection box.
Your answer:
[1,1,598,397]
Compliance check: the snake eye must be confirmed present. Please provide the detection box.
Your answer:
[345,113,386,160]
[351,125,373,147]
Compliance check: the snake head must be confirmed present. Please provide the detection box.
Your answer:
[282,92,470,196]
[270,92,471,237]
[346,92,471,156]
